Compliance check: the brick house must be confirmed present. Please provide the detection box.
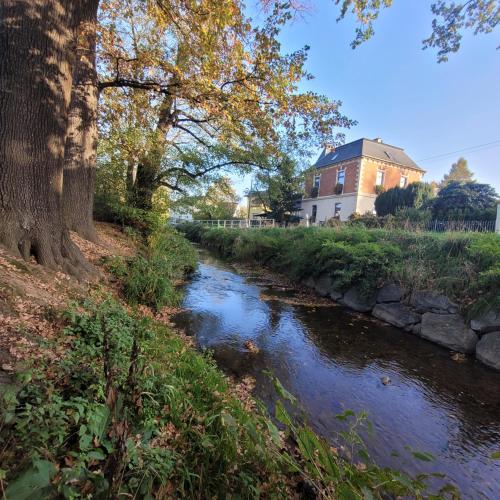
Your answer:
[301,138,425,222]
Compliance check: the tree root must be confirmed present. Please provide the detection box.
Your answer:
[0,219,97,281]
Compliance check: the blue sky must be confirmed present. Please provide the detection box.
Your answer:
[234,1,500,197]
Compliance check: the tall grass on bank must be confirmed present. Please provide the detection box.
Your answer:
[106,227,197,310]
[179,223,500,314]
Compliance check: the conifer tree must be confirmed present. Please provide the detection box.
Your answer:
[441,157,475,186]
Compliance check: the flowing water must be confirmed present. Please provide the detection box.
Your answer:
[174,251,500,498]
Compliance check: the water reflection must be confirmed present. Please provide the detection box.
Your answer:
[174,252,500,498]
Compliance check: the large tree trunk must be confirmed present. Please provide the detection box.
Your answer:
[0,0,91,277]
[126,94,176,210]
[127,158,161,211]
[63,0,99,242]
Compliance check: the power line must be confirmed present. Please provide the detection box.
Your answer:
[418,139,500,163]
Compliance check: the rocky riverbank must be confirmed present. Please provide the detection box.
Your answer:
[303,275,500,370]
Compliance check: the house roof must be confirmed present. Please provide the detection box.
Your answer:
[314,138,424,172]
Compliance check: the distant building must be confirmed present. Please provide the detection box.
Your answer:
[244,190,270,219]
[301,138,425,222]
[245,189,302,222]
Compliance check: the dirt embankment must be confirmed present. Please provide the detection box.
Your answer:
[0,223,135,378]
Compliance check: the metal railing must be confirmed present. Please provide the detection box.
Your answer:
[170,217,497,233]
[169,218,275,229]
[336,218,496,233]
[422,220,496,233]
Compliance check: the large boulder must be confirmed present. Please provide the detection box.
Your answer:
[372,303,420,329]
[410,291,459,314]
[476,332,500,371]
[340,287,376,313]
[314,275,333,297]
[420,313,478,353]
[471,311,500,335]
[376,284,405,303]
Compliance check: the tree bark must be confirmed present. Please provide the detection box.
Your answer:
[0,0,92,277]
[63,0,100,242]
[128,157,161,211]
[126,94,176,210]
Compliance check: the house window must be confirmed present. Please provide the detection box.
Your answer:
[311,205,317,223]
[336,169,345,194]
[334,203,342,218]
[313,174,321,188]
[375,170,385,186]
[400,175,408,188]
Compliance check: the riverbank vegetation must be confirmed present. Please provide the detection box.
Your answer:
[180,223,500,315]
[1,201,473,498]
[1,221,448,498]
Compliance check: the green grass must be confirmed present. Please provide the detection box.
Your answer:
[0,298,290,497]
[106,227,197,310]
[179,223,500,314]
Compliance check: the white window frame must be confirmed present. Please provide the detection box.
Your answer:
[375,170,385,186]
[334,202,342,218]
[313,174,321,189]
[400,175,408,188]
[337,169,345,185]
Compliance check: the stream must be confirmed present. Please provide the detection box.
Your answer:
[174,250,500,498]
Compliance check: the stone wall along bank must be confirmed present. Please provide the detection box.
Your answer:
[302,275,500,371]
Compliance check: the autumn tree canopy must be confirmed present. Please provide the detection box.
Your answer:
[96,0,353,210]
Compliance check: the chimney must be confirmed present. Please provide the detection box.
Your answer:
[324,143,335,154]
[374,137,383,143]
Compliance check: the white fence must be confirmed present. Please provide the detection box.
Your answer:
[338,219,496,232]
[169,218,275,229]
[422,220,496,233]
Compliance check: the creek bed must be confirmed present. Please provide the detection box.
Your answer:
[173,251,500,498]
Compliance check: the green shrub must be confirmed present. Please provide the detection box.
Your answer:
[374,182,434,216]
[179,223,500,312]
[319,240,401,294]
[94,198,163,237]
